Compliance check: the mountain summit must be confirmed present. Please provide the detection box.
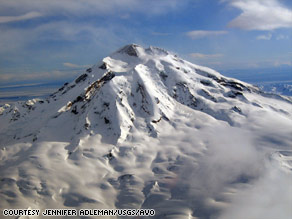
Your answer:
[0,45,292,218]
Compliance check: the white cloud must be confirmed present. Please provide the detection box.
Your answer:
[256,33,272,40]
[63,62,90,68]
[186,30,228,39]
[190,53,223,58]
[226,0,292,30]
[0,11,42,23]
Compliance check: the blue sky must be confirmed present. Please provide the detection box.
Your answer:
[0,0,291,85]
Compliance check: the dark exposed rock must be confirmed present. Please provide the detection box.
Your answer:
[162,114,170,121]
[11,109,20,121]
[101,71,115,82]
[152,117,162,124]
[104,117,110,124]
[58,86,65,92]
[99,63,107,70]
[200,80,213,86]
[136,83,150,114]
[219,81,244,91]
[67,102,73,108]
[155,97,160,104]
[195,68,250,92]
[85,71,115,98]
[70,95,85,106]
[105,152,114,160]
[118,174,133,181]
[199,89,217,102]
[159,71,168,80]
[232,106,242,114]
[86,68,92,73]
[71,106,78,114]
[174,82,199,108]
[227,91,243,98]
[75,96,83,102]
[195,69,220,81]
[84,123,89,130]
[103,102,110,107]
[75,74,88,83]
[118,44,139,57]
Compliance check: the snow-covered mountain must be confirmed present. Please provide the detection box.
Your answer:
[0,44,292,219]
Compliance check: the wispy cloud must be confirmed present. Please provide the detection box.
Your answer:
[0,0,186,17]
[276,34,289,40]
[190,53,223,58]
[63,62,90,68]
[0,21,128,84]
[186,30,228,39]
[0,70,80,84]
[0,11,42,24]
[226,0,292,30]
[0,21,125,53]
[151,32,171,36]
[256,33,272,40]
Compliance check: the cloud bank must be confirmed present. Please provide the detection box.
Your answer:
[226,0,292,30]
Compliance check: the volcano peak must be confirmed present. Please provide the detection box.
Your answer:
[117,43,142,57]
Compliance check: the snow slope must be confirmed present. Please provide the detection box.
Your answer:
[0,44,292,219]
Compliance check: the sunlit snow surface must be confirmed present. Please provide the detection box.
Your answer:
[0,45,291,219]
